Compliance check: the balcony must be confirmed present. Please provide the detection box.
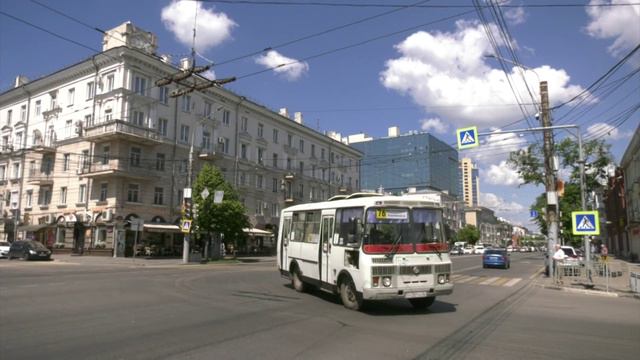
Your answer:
[198,144,225,160]
[42,106,62,119]
[77,161,160,181]
[84,119,161,145]
[27,169,54,185]
[30,138,56,153]
[197,113,220,128]
[283,144,298,156]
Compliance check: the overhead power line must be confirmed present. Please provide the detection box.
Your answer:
[197,1,640,9]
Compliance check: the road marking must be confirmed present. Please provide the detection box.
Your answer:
[454,275,476,284]
[504,278,522,287]
[479,277,500,285]
[491,277,513,286]
[529,266,545,279]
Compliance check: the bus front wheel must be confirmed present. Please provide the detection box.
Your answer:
[291,266,307,293]
[340,278,363,311]
[409,297,435,310]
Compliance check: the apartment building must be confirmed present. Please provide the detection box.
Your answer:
[459,157,480,208]
[0,22,361,255]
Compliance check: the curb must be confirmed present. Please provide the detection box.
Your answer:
[536,282,640,299]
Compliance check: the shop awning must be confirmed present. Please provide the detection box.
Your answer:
[17,224,52,232]
[243,228,274,237]
[144,224,181,233]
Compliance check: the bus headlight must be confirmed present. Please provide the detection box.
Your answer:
[438,274,445,284]
[372,276,380,287]
[382,277,392,287]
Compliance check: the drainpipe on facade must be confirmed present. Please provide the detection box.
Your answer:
[169,96,179,220]
[233,97,245,187]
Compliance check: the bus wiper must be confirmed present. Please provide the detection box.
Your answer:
[385,234,403,259]
[432,241,442,259]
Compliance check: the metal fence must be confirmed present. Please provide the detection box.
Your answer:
[554,256,630,293]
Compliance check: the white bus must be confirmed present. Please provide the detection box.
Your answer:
[277,193,453,311]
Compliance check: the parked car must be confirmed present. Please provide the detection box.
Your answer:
[560,245,582,265]
[7,241,52,261]
[463,246,474,254]
[483,248,510,269]
[0,241,10,258]
[473,245,485,255]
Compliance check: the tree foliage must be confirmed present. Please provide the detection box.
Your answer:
[457,225,480,245]
[192,164,249,244]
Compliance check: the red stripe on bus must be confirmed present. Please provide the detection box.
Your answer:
[415,243,449,253]
[363,244,414,254]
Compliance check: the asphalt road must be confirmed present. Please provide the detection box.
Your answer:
[0,253,638,360]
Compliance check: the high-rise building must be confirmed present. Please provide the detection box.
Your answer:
[459,157,480,208]
[0,22,361,254]
[348,127,459,197]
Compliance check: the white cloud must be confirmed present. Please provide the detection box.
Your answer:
[480,192,526,212]
[161,1,237,53]
[201,69,216,80]
[485,161,523,186]
[585,0,640,58]
[255,50,309,81]
[586,122,633,140]
[420,117,448,134]
[380,20,588,129]
[505,6,527,25]
[470,129,528,163]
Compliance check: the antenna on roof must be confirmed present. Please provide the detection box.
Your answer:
[191,2,198,71]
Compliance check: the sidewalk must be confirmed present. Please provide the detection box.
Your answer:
[52,253,276,267]
[537,256,640,299]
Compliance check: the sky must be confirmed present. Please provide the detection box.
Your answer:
[1,0,639,231]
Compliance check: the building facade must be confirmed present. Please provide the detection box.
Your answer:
[459,157,480,208]
[0,22,361,255]
[620,125,640,261]
[348,127,459,197]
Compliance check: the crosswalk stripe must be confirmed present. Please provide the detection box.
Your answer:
[454,275,476,283]
[479,277,500,285]
[504,278,522,287]
[491,277,513,286]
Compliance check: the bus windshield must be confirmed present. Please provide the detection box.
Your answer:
[363,207,445,254]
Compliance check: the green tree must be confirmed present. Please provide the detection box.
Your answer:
[457,225,480,245]
[192,164,250,256]
[508,137,613,238]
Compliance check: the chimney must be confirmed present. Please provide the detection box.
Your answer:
[279,108,289,118]
[294,112,303,124]
[388,126,399,137]
[160,54,172,64]
[180,57,192,71]
[14,75,29,88]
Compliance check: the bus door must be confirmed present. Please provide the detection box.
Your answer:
[319,215,334,285]
[280,216,292,270]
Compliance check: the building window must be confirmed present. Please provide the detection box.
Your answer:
[84,114,93,127]
[67,88,75,106]
[299,161,304,175]
[154,187,164,205]
[271,203,279,217]
[106,74,114,92]
[79,184,86,203]
[63,154,70,171]
[35,100,41,116]
[180,125,190,143]
[26,190,33,208]
[239,172,246,186]
[65,119,73,138]
[204,101,212,117]
[50,91,58,109]
[321,148,325,160]
[101,146,110,165]
[239,116,247,132]
[272,153,278,168]
[202,131,211,150]
[127,184,140,203]
[158,118,168,137]
[133,75,146,96]
[159,86,169,105]
[177,190,183,205]
[257,148,264,165]
[38,187,52,205]
[287,133,293,147]
[99,183,108,202]
[132,111,144,126]
[105,108,112,121]
[181,95,191,112]
[241,144,248,160]
[311,144,315,157]
[20,105,26,122]
[312,165,316,179]
[272,129,278,143]
[256,174,263,189]
[12,162,20,179]
[130,147,141,167]
[286,157,292,170]
[156,153,165,171]
[255,200,263,216]
[257,123,264,138]
[299,139,304,153]
[222,137,230,154]
[222,109,230,126]
[86,82,95,99]
[60,187,67,204]
[6,109,12,126]
[0,165,6,180]
[272,178,278,193]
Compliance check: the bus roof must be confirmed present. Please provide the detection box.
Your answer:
[282,194,442,213]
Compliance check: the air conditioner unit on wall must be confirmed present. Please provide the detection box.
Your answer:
[101,209,113,222]
[44,214,54,224]
[218,137,225,143]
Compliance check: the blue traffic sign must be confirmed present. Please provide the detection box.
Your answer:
[571,211,600,235]
[530,210,539,218]
[456,126,479,150]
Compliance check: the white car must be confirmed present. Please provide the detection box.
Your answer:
[463,246,474,254]
[473,245,485,254]
[0,241,10,258]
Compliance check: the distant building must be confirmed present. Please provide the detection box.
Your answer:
[348,127,459,197]
[459,157,480,208]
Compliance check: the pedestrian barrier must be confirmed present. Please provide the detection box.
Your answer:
[555,256,630,293]
[630,272,639,294]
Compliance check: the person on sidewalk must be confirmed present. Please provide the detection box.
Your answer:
[552,244,566,284]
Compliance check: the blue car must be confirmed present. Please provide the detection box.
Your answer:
[482,249,510,269]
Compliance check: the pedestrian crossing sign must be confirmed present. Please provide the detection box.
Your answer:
[571,211,600,235]
[456,126,479,150]
[181,219,192,234]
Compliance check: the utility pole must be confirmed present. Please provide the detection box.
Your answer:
[183,142,194,264]
[540,81,559,276]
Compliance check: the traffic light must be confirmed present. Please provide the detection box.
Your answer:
[183,198,193,219]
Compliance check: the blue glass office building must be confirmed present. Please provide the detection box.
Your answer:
[350,133,459,197]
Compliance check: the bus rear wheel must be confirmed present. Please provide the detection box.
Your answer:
[409,297,435,310]
[340,278,363,311]
[291,267,307,293]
